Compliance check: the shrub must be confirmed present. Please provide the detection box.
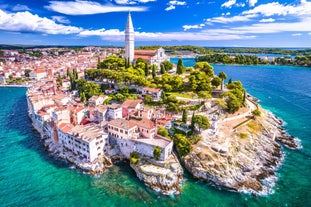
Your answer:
[130,151,140,165]
[153,146,162,160]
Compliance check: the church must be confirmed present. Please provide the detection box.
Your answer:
[124,13,170,68]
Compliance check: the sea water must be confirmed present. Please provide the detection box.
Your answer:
[1,61,311,206]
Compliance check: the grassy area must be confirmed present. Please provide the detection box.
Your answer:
[166,92,193,99]
[237,132,249,139]
[247,120,262,134]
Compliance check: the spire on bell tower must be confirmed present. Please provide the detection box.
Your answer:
[125,12,134,64]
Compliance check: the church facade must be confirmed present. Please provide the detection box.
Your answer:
[124,13,170,68]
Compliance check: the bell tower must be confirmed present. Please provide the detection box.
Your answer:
[125,12,134,64]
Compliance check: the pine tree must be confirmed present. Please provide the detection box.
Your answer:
[219,71,227,91]
[144,63,149,76]
[182,109,187,123]
[160,64,165,74]
[228,78,232,84]
[177,58,184,75]
[190,112,195,133]
[152,64,156,79]
[243,90,246,103]
[66,68,70,78]
[80,92,86,103]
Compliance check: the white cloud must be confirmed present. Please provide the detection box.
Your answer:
[165,1,186,11]
[114,0,156,4]
[165,5,175,11]
[79,27,255,41]
[115,0,136,4]
[52,16,70,24]
[206,14,256,24]
[221,0,236,8]
[46,0,147,15]
[183,23,205,31]
[236,3,245,7]
[137,0,156,3]
[259,18,275,23]
[79,28,123,38]
[242,1,311,17]
[309,32,311,35]
[169,0,186,6]
[247,0,257,7]
[221,12,230,16]
[209,17,311,35]
[292,33,302,36]
[0,9,82,34]
[12,4,30,11]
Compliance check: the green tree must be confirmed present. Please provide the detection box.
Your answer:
[152,64,157,79]
[177,58,184,74]
[56,74,62,89]
[144,94,153,105]
[173,134,191,157]
[170,75,183,91]
[190,112,195,133]
[158,126,169,137]
[80,91,86,103]
[67,68,70,78]
[182,109,187,123]
[219,72,227,90]
[194,62,214,77]
[160,64,166,74]
[24,69,31,77]
[252,109,261,117]
[144,63,149,76]
[161,60,173,71]
[226,94,242,113]
[193,115,210,132]
[228,78,232,84]
[153,146,162,160]
[198,91,212,99]
[211,76,222,88]
[98,55,125,70]
[130,152,140,165]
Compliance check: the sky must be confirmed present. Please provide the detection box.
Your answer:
[0,0,311,47]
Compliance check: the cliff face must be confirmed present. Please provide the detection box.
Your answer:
[130,154,183,195]
[183,109,299,195]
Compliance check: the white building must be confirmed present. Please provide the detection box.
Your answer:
[88,95,107,107]
[93,105,108,124]
[29,69,47,80]
[58,123,109,162]
[107,104,123,120]
[134,48,170,68]
[141,87,163,101]
[107,118,173,161]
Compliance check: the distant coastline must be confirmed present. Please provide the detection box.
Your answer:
[0,84,31,88]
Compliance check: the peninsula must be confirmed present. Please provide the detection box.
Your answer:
[1,13,300,196]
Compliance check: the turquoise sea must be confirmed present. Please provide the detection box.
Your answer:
[1,60,311,206]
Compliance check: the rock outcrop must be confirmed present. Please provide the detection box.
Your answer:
[130,154,183,195]
[183,107,300,195]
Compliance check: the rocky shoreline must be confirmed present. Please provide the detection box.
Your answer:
[29,96,300,196]
[32,120,183,195]
[130,154,183,195]
[182,107,300,195]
